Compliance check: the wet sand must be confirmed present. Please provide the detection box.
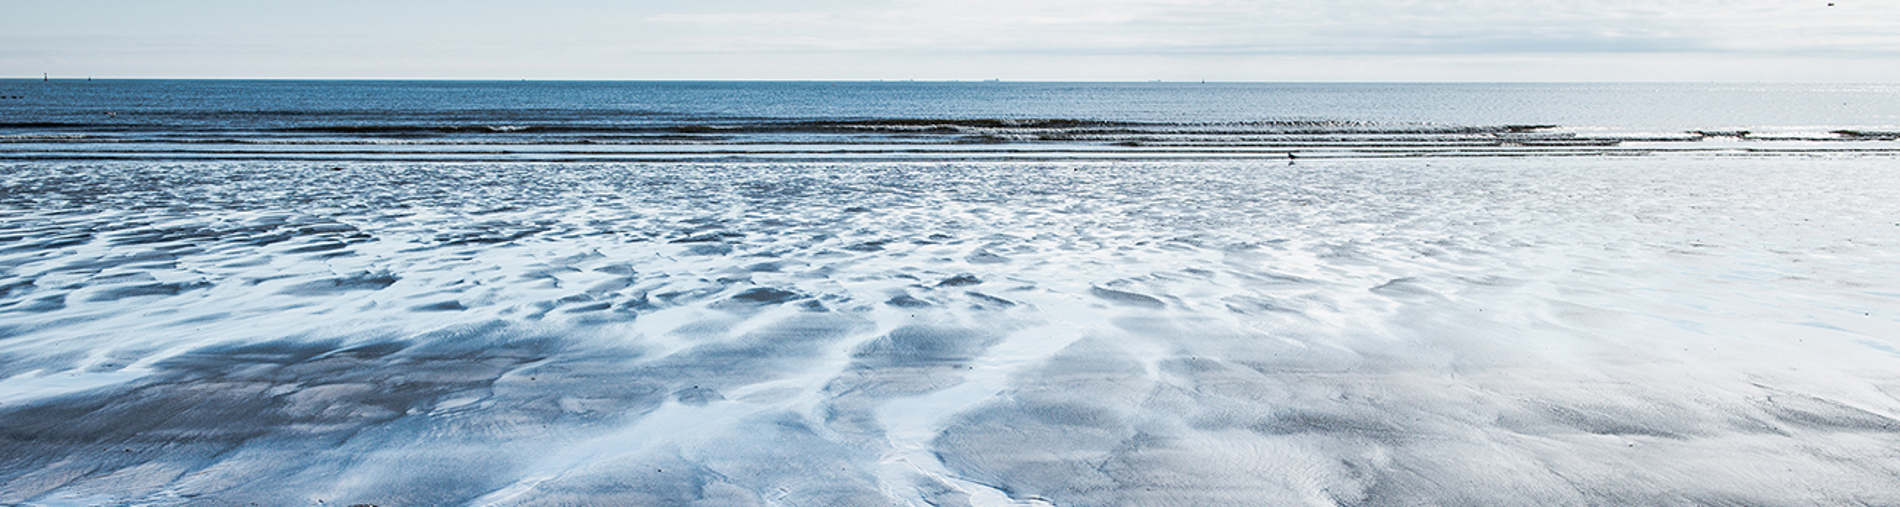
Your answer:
[2,157,1899,506]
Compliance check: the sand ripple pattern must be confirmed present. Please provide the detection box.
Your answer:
[2,159,1899,506]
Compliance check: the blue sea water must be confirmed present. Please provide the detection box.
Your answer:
[3,81,1900,506]
[3,80,1898,161]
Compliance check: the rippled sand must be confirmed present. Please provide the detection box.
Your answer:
[2,158,1898,506]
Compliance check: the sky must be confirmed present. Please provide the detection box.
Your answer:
[3,0,1896,81]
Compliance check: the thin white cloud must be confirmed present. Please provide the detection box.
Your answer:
[3,0,1897,79]
[622,0,1900,56]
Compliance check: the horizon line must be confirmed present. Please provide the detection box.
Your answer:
[5,77,1892,85]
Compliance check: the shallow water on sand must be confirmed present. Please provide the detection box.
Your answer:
[2,158,1899,506]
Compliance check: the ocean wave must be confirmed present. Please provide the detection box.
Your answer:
[3,117,1895,161]
[1832,129,1900,140]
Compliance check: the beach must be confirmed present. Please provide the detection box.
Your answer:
[2,155,1897,505]
[3,81,1900,506]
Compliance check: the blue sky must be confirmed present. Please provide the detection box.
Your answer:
[4,0,1895,81]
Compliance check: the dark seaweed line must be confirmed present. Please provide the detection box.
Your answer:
[4,134,1890,147]
[0,142,1625,156]
[0,118,1472,135]
[4,146,1897,163]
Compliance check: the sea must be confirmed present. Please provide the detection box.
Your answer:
[2,80,1899,506]
[5,80,1900,161]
